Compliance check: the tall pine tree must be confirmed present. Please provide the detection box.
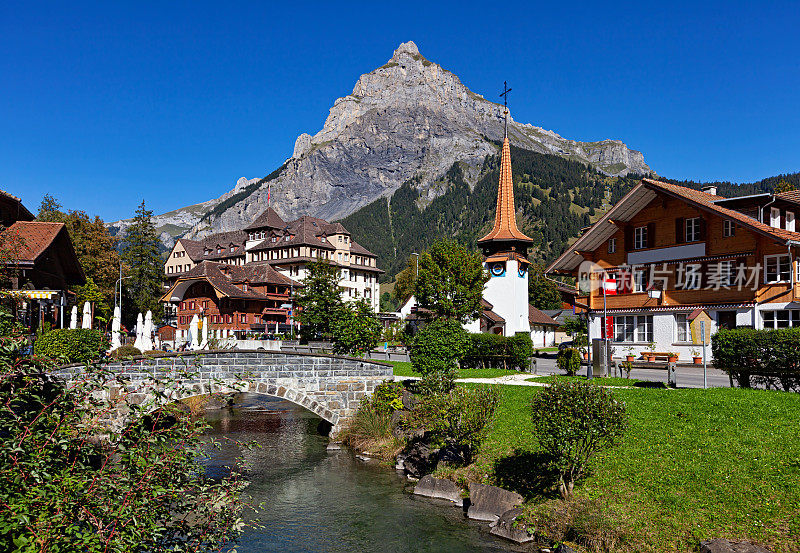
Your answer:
[121,201,163,326]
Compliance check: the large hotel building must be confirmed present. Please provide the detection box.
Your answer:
[161,207,382,338]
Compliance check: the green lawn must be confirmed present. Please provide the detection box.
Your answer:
[474,385,800,552]
[389,361,519,379]
[525,375,647,387]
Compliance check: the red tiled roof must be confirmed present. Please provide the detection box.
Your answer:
[529,304,559,326]
[162,261,300,303]
[483,309,505,324]
[2,221,65,263]
[643,178,800,243]
[775,190,800,205]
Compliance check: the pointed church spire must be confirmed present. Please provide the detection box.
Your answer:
[478,136,533,247]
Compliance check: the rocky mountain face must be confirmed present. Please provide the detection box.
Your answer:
[110,41,652,243]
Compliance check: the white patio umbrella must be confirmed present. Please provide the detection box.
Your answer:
[141,311,154,351]
[133,313,144,350]
[110,306,122,350]
[189,314,200,350]
[69,306,78,329]
[201,315,209,349]
[81,302,92,329]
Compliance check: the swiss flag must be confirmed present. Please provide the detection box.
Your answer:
[603,276,617,295]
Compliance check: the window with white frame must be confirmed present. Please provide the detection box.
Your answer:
[633,269,647,293]
[765,254,792,283]
[613,315,653,342]
[770,207,781,228]
[608,238,616,254]
[723,220,735,237]
[787,211,796,232]
[634,226,648,250]
[675,313,690,342]
[763,310,800,328]
[686,217,701,242]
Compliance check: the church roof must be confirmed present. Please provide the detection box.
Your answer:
[244,207,287,231]
[478,137,533,245]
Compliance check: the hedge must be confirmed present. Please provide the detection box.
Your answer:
[712,327,800,391]
[462,332,533,370]
[33,329,109,363]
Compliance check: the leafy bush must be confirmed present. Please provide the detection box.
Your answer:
[409,385,500,464]
[531,381,627,499]
[331,299,382,356]
[110,344,142,359]
[0,331,249,551]
[462,332,534,370]
[557,347,581,376]
[410,318,469,393]
[712,327,800,390]
[33,328,109,363]
[371,381,404,414]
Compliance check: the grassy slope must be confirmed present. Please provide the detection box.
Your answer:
[477,386,800,551]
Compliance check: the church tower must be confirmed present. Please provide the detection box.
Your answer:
[476,84,533,335]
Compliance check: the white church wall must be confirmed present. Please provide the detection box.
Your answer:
[484,259,530,335]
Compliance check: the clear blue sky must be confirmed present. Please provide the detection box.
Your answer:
[2,1,798,222]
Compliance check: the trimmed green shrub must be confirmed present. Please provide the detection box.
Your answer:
[531,381,627,499]
[557,347,581,376]
[110,345,142,359]
[712,327,800,390]
[462,332,533,370]
[410,318,469,393]
[33,329,109,363]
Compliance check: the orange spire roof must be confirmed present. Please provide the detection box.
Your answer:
[478,137,533,244]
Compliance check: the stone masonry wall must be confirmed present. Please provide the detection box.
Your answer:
[52,350,394,435]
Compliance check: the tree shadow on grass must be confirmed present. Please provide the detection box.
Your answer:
[492,449,561,501]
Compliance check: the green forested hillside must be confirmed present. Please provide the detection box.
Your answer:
[341,142,642,281]
[341,140,800,283]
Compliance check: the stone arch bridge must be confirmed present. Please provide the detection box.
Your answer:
[52,350,394,436]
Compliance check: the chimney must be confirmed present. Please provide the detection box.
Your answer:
[702,185,718,196]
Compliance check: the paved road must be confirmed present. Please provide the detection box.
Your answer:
[530,356,731,389]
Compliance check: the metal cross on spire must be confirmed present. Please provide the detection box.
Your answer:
[500,81,512,138]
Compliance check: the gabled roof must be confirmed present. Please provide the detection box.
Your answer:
[0,189,34,223]
[775,190,800,205]
[478,137,533,245]
[177,230,248,261]
[161,261,299,303]
[1,221,85,284]
[349,240,376,257]
[546,178,800,274]
[529,305,559,326]
[244,207,286,231]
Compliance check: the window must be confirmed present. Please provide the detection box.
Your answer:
[676,314,689,342]
[202,300,208,309]
[613,315,652,343]
[685,217,701,242]
[226,314,232,324]
[185,264,191,272]
[230,246,235,252]
[240,314,247,323]
[189,301,195,310]
[723,220,735,237]
[763,310,800,329]
[633,226,647,249]
[770,207,781,228]
[633,270,647,293]
[607,238,616,254]
[684,264,702,289]
[788,211,796,232]
[179,302,185,310]
[243,283,248,292]
[765,254,791,283]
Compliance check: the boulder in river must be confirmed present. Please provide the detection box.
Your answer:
[488,508,533,543]
[466,482,523,521]
[413,475,463,506]
[402,441,439,478]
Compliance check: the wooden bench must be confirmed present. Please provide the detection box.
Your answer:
[644,352,678,361]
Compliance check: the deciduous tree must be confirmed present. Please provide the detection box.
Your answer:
[295,259,345,341]
[414,240,488,323]
[529,263,562,310]
[331,299,382,356]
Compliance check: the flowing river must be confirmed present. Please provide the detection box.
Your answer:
[203,394,520,553]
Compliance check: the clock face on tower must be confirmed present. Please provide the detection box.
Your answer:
[518,266,527,278]
[490,262,506,277]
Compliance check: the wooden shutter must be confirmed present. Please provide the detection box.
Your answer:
[647,222,656,248]
[698,218,707,240]
[624,225,633,251]
[675,218,685,244]
[700,262,708,289]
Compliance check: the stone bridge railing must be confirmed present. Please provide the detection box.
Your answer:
[52,350,394,436]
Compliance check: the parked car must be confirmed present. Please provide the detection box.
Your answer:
[558,340,574,351]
